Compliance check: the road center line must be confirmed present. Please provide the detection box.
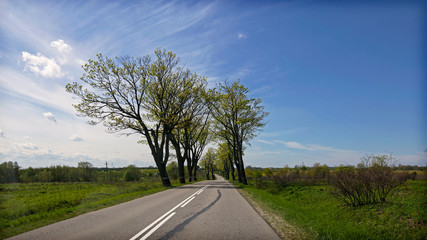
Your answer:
[140,212,176,240]
[129,185,210,240]
[180,196,195,208]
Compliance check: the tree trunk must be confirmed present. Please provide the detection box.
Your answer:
[237,143,247,185]
[193,168,198,181]
[169,133,186,184]
[229,156,235,181]
[234,150,242,183]
[224,166,230,180]
[178,160,186,184]
[187,160,193,182]
[156,162,171,187]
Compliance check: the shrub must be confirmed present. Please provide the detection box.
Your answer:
[166,161,179,180]
[271,167,299,189]
[124,165,141,181]
[329,154,402,206]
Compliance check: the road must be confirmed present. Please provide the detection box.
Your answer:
[8,176,280,240]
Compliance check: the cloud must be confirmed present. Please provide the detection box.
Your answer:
[280,141,312,150]
[0,129,4,137]
[69,134,84,142]
[21,51,64,78]
[43,112,57,123]
[256,139,275,145]
[274,140,349,152]
[50,39,72,53]
[237,32,247,39]
[75,58,86,67]
[17,142,38,150]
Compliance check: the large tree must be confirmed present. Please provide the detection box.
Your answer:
[207,80,268,185]
[66,49,205,186]
[168,79,208,183]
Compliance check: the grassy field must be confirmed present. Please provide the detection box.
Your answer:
[0,180,186,239]
[235,179,427,240]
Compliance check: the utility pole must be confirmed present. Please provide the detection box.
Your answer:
[105,161,108,182]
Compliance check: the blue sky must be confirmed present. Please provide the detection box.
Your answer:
[0,0,425,168]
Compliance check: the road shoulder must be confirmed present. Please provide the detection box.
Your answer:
[234,183,309,240]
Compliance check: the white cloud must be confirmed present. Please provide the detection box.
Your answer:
[17,142,38,150]
[50,39,72,53]
[75,58,86,67]
[237,32,247,39]
[69,134,84,142]
[0,129,4,137]
[43,112,57,123]
[277,141,312,150]
[256,139,275,145]
[0,67,76,114]
[21,51,64,78]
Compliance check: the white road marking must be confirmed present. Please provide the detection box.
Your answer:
[140,212,176,240]
[129,185,210,240]
[180,196,195,208]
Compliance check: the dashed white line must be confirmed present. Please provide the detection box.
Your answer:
[129,185,210,240]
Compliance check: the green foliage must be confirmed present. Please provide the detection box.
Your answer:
[0,161,20,183]
[236,179,427,240]
[206,80,268,184]
[123,165,142,181]
[200,148,217,180]
[166,161,179,180]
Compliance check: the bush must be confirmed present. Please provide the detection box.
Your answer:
[329,154,403,206]
[271,167,299,189]
[124,165,141,181]
[166,162,178,180]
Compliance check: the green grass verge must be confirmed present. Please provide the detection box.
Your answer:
[234,179,426,240]
[0,180,187,239]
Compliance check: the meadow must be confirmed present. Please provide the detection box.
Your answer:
[0,180,185,239]
[235,178,426,240]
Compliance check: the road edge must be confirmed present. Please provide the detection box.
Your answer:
[231,181,309,240]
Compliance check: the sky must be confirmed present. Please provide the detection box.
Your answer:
[0,0,426,168]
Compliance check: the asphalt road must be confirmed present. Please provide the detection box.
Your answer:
[8,176,280,240]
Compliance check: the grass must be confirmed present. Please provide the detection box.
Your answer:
[234,179,427,240]
[0,180,187,239]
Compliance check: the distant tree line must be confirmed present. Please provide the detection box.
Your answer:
[0,161,201,184]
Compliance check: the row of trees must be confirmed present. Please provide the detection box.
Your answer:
[0,161,97,183]
[0,161,171,183]
[66,49,267,186]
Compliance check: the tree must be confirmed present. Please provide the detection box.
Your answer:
[78,162,95,182]
[179,112,211,182]
[206,80,268,185]
[66,49,205,186]
[216,142,232,180]
[200,148,217,180]
[168,79,208,183]
[0,161,20,183]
